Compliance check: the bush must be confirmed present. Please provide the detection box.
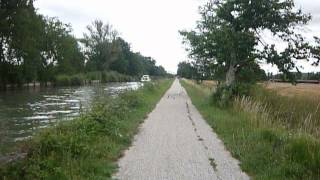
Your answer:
[54,75,70,86]
[54,71,136,86]
[70,74,85,86]
[54,74,84,86]
[212,82,253,107]
[86,72,101,81]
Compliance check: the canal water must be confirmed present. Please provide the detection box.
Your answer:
[0,82,142,155]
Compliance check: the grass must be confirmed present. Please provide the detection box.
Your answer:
[236,86,320,138]
[0,79,173,179]
[181,79,320,180]
[54,71,136,86]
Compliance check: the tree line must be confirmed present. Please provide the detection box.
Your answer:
[0,0,167,89]
[177,60,267,83]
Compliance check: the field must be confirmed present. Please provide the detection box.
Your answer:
[197,80,320,99]
[265,82,320,99]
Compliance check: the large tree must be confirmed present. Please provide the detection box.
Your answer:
[181,0,320,89]
[0,0,85,87]
[82,20,119,71]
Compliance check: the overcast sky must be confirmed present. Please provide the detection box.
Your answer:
[34,0,320,74]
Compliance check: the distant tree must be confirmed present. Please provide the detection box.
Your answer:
[177,61,196,79]
[237,63,267,83]
[110,38,131,74]
[39,17,84,82]
[128,52,144,76]
[152,65,167,76]
[82,20,119,71]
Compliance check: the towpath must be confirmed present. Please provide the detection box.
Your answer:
[115,79,249,180]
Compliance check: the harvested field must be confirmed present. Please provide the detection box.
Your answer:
[264,82,320,99]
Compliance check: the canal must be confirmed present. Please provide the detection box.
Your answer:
[0,82,142,155]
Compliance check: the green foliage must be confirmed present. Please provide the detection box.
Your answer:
[0,4,168,89]
[177,61,196,79]
[180,0,320,96]
[212,83,253,107]
[54,71,135,86]
[54,74,85,86]
[82,20,119,72]
[181,79,320,179]
[0,79,173,179]
[237,63,267,83]
[0,1,85,88]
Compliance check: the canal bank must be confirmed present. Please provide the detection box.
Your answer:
[0,82,143,156]
[0,79,173,179]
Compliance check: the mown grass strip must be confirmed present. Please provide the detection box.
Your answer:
[181,79,320,180]
[0,79,173,179]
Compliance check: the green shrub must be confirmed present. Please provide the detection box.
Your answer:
[85,71,101,81]
[54,74,84,86]
[212,83,253,107]
[70,74,85,86]
[54,75,70,86]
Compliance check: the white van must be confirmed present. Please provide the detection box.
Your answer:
[141,75,151,82]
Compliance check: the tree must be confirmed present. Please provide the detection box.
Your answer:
[127,52,144,76]
[0,0,43,86]
[0,0,85,88]
[39,17,84,82]
[110,38,131,74]
[177,61,196,79]
[181,0,320,97]
[82,20,119,71]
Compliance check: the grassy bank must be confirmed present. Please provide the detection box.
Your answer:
[181,79,320,179]
[54,71,136,86]
[0,79,173,179]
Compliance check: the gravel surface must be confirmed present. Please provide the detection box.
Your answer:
[115,79,249,180]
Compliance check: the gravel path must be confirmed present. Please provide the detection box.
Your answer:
[115,79,249,180]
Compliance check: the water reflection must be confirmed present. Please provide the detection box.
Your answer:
[0,82,142,153]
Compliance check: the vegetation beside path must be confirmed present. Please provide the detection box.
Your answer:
[0,79,173,179]
[181,79,320,180]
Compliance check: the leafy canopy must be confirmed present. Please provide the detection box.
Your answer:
[181,0,320,84]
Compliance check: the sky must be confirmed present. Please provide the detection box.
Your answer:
[34,0,320,74]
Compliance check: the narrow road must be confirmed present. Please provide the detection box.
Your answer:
[115,79,249,180]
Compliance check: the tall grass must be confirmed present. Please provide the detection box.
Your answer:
[181,80,320,179]
[235,86,320,138]
[0,79,173,179]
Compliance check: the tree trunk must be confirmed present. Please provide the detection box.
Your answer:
[225,64,236,86]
